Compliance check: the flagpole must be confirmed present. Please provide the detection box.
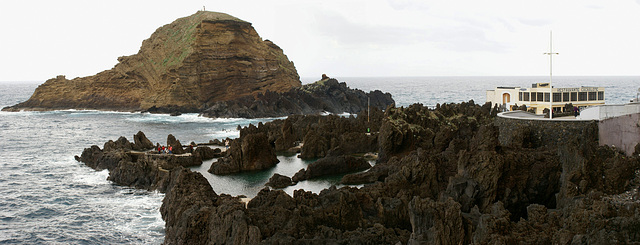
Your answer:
[544,31,559,119]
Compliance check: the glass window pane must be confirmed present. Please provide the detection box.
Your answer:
[579,92,587,101]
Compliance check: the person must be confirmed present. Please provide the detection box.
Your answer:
[162,146,166,154]
[574,106,579,117]
[189,144,194,153]
[225,140,229,150]
[157,144,162,154]
[168,146,173,154]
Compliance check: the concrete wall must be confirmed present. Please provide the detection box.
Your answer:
[599,113,640,156]
[579,103,640,120]
[497,111,640,156]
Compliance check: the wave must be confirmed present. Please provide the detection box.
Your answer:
[205,129,240,139]
[72,169,111,186]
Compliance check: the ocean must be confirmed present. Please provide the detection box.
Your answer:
[0,76,637,244]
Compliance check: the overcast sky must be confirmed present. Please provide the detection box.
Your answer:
[1,0,639,82]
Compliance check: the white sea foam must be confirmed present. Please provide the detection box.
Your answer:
[205,129,240,139]
[72,169,110,186]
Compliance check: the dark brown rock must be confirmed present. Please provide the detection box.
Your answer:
[408,197,464,245]
[292,155,371,182]
[192,146,222,160]
[76,145,131,171]
[200,78,394,119]
[209,132,278,175]
[265,173,293,189]
[166,134,185,154]
[104,136,133,152]
[161,167,262,245]
[299,130,329,159]
[107,155,172,191]
[132,131,154,151]
[274,118,296,152]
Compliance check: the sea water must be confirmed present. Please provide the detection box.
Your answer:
[0,76,637,243]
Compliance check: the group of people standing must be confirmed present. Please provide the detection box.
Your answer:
[157,145,173,154]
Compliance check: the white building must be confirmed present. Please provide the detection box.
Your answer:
[486,83,605,115]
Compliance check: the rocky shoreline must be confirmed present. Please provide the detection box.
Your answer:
[76,101,640,244]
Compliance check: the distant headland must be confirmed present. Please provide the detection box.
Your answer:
[2,11,394,117]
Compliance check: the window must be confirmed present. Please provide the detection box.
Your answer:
[588,92,597,101]
[544,92,550,102]
[562,92,569,102]
[519,92,522,101]
[523,92,530,101]
[553,93,561,102]
[578,92,587,101]
[598,91,604,100]
[537,92,544,102]
[571,92,577,102]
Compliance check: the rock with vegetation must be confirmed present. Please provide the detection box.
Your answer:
[3,11,299,112]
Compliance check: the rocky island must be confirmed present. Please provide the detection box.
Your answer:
[2,11,393,118]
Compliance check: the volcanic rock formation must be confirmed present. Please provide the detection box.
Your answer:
[76,102,640,244]
[3,11,300,112]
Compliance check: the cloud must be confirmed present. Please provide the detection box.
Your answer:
[314,10,508,53]
[386,0,430,11]
[426,26,509,53]
[517,18,553,27]
[313,11,423,46]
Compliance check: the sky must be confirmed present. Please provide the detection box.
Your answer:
[1,0,639,82]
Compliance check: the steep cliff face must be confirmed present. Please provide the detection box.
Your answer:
[3,11,300,112]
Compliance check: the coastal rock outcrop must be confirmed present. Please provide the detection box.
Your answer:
[166,134,185,154]
[291,155,371,182]
[192,146,222,160]
[200,78,395,118]
[265,173,294,189]
[3,11,300,112]
[208,131,278,175]
[132,131,154,151]
[161,167,261,245]
[75,133,202,191]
